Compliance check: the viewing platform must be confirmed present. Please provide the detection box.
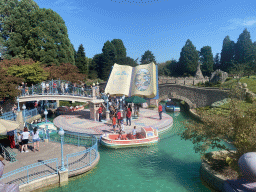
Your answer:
[53,108,173,138]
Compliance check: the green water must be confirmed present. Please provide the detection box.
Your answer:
[46,111,210,192]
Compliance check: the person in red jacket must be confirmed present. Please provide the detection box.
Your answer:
[158,104,163,120]
[98,105,103,122]
[126,108,132,126]
[117,110,121,126]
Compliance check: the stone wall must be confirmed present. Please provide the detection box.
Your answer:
[159,84,229,108]
[159,76,209,86]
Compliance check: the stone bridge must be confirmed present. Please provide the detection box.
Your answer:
[158,84,230,109]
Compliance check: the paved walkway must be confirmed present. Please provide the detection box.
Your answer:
[1,142,92,185]
[53,108,173,137]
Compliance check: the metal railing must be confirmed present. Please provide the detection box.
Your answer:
[24,108,38,119]
[0,111,17,121]
[0,158,58,185]
[2,127,98,186]
[19,80,92,98]
[66,143,98,173]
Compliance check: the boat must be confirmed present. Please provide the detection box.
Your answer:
[100,127,159,148]
[165,101,180,112]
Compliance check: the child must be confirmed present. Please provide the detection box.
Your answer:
[17,132,22,152]
[112,115,117,133]
[120,120,125,133]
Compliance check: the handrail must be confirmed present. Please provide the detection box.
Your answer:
[0,111,17,121]
[19,80,93,98]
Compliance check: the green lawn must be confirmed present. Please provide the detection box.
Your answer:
[219,76,256,94]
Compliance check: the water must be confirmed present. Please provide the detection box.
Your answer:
[46,111,210,192]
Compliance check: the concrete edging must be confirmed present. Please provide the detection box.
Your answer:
[19,152,100,192]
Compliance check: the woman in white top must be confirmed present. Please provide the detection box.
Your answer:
[32,127,40,152]
[21,127,30,153]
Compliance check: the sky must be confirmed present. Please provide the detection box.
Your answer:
[34,0,256,63]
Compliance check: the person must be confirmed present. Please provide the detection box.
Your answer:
[53,81,57,94]
[46,82,50,94]
[98,105,103,122]
[117,110,121,125]
[126,108,132,126]
[32,127,40,152]
[158,104,163,120]
[7,130,15,149]
[112,115,117,133]
[21,127,30,153]
[132,126,137,139]
[65,82,69,94]
[120,119,125,133]
[41,81,46,95]
[17,132,22,152]
[61,82,64,95]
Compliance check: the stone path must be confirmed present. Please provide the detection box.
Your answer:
[53,108,173,137]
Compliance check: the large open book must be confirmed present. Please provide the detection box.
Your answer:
[105,62,157,98]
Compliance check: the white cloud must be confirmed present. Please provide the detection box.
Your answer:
[228,18,256,29]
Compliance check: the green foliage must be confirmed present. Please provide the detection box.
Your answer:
[7,61,48,85]
[235,28,255,65]
[111,39,126,59]
[213,53,221,70]
[200,46,214,76]
[75,44,87,74]
[220,36,235,72]
[181,99,256,161]
[101,41,117,80]
[115,56,138,67]
[148,104,157,108]
[178,39,199,76]
[140,50,156,64]
[92,53,104,79]
[1,1,74,65]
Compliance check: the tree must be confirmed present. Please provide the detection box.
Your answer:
[220,36,235,72]
[44,63,85,83]
[178,39,199,76]
[75,44,87,74]
[140,50,156,64]
[101,41,117,80]
[111,39,126,59]
[1,1,75,65]
[199,46,214,76]
[92,53,104,79]
[235,29,254,65]
[213,53,221,71]
[7,61,48,85]
[115,56,137,67]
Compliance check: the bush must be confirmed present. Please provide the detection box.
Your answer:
[149,105,157,108]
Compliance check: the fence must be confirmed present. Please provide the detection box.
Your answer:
[2,128,98,186]
[0,111,17,121]
[24,108,38,119]
[19,80,92,98]
[0,158,58,185]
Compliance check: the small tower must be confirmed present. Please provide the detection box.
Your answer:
[194,61,204,79]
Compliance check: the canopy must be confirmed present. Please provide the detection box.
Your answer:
[0,119,19,135]
[125,96,147,104]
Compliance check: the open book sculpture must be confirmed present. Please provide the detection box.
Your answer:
[105,62,157,98]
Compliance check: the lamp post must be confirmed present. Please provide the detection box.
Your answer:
[22,104,26,126]
[44,109,48,124]
[58,128,66,171]
[17,97,20,112]
[106,98,109,112]
[120,98,123,111]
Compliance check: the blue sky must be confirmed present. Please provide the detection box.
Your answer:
[34,0,256,63]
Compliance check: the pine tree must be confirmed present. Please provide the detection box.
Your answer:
[178,39,199,76]
[199,46,214,76]
[213,53,221,70]
[140,50,156,64]
[101,41,117,80]
[115,56,137,67]
[111,39,126,59]
[235,29,254,65]
[75,44,87,74]
[220,36,235,72]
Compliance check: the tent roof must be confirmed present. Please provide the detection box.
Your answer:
[0,119,19,135]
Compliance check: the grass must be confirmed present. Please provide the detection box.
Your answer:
[195,76,256,94]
